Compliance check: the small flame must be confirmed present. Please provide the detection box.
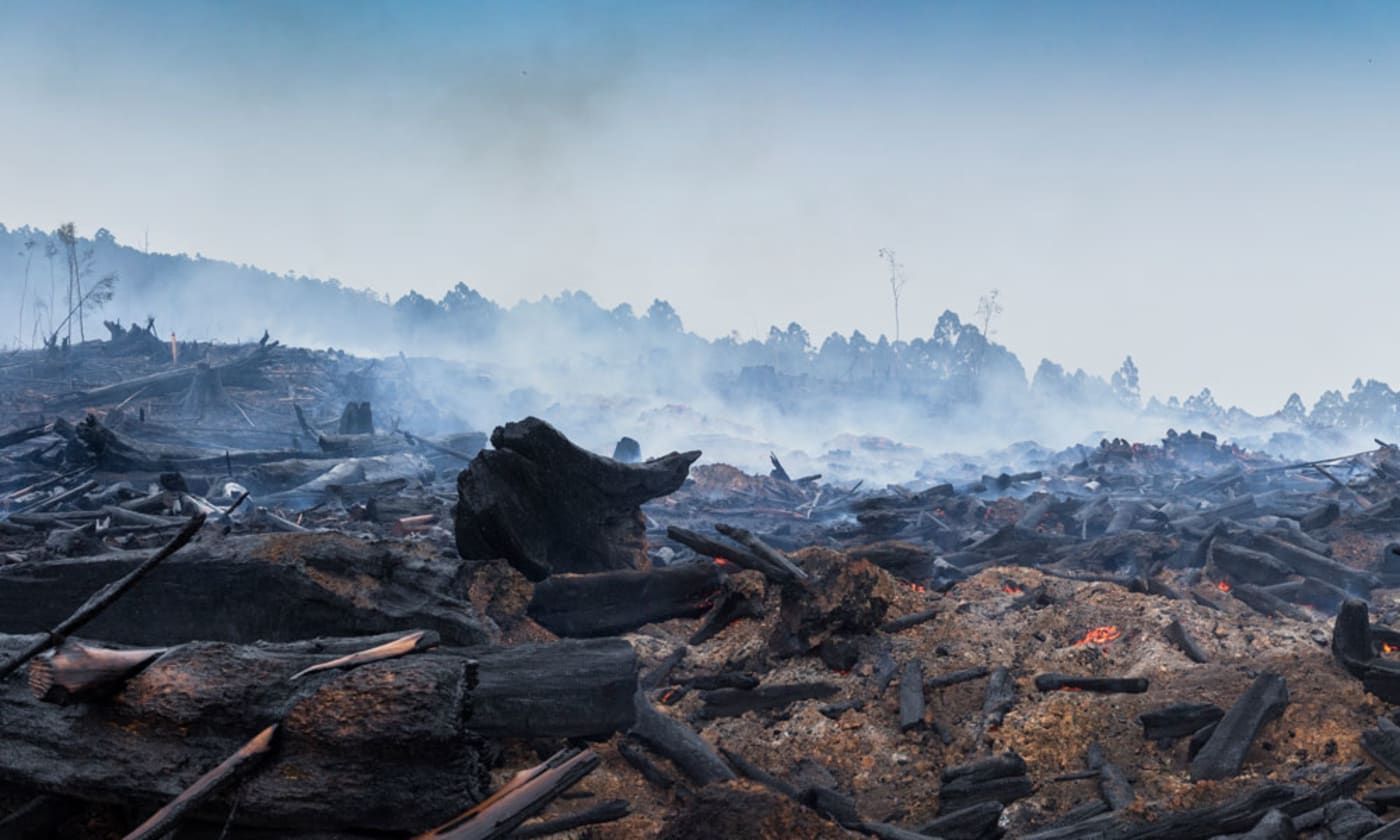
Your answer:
[1384,643,1400,654]
[1003,583,1024,595]
[1072,625,1122,646]
[1217,580,1231,593]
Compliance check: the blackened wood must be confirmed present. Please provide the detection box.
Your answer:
[1333,599,1375,677]
[511,799,629,838]
[666,525,780,582]
[800,786,861,827]
[618,740,680,792]
[628,691,735,786]
[682,672,760,691]
[1165,618,1209,664]
[718,747,799,799]
[1087,742,1133,811]
[980,666,1016,731]
[1235,809,1298,840]
[1361,717,1400,777]
[872,645,899,695]
[0,512,204,680]
[640,647,687,691]
[1362,786,1400,812]
[928,666,991,690]
[1190,672,1289,781]
[29,640,168,703]
[1319,799,1380,839]
[939,752,1032,813]
[1264,577,1349,613]
[1137,702,1225,741]
[899,659,925,732]
[467,638,638,739]
[859,821,941,840]
[697,682,839,720]
[1034,674,1148,694]
[528,564,721,638]
[714,523,809,582]
[414,748,600,840]
[1249,532,1378,593]
[1299,501,1341,531]
[123,724,279,840]
[1363,659,1400,704]
[689,584,764,646]
[1230,583,1311,622]
[1210,542,1293,586]
[0,795,74,838]
[0,530,494,647]
[454,417,699,580]
[0,634,487,832]
[54,340,276,409]
[914,800,1003,840]
[1360,818,1400,840]
[881,607,939,633]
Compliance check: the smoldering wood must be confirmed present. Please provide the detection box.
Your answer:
[527,564,722,638]
[1189,672,1289,781]
[0,634,488,832]
[1229,583,1311,622]
[1034,673,1149,694]
[455,416,700,580]
[1209,542,1293,586]
[666,525,790,583]
[688,573,765,646]
[713,522,810,582]
[1264,577,1349,613]
[0,531,495,648]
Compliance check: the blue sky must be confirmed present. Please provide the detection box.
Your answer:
[2,1,1399,412]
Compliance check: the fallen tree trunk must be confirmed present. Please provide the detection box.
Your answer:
[527,564,722,638]
[53,339,278,409]
[0,531,496,647]
[0,634,489,832]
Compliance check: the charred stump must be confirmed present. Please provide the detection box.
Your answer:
[454,417,699,580]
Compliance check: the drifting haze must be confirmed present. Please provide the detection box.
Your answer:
[2,1,1399,415]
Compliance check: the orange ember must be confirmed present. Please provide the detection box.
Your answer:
[1217,580,1231,593]
[908,583,927,594]
[714,557,731,566]
[1003,584,1024,595]
[1385,643,1400,654]
[1072,625,1122,646]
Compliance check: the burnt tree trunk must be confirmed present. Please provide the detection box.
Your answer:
[527,564,723,638]
[0,532,495,647]
[455,417,699,580]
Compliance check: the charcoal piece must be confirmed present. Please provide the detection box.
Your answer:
[1360,819,1400,840]
[718,747,799,799]
[818,637,860,671]
[455,416,700,580]
[1265,577,1350,613]
[690,574,765,646]
[872,645,899,694]
[899,659,926,732]
[882,607,939,633]
[819,698,866,719]
[1087,742,1133,811]
[1300,501,1341,531]
[1230,583,1311,622]
[527,564,722,638]
[1233,809,1299,840]
[1319,798,1381,839]
[1210,543,1293,586]
[1362,786,1400,812]
[1137,702,1225,741]
[696,682,838,719]
[1188,721,1218,760]
[682,672,759,691]
[1250,532,1379,593]
[1190,672,1289,781]
[801,786,861,827]
[913,800,1004,840]
[618,740,679,792]
[640,647,688,691]
[1362,659,1400,704]
[928,666,991,689]
[980,666,1016,730]
[939,753,1032,814]
[628,691,735,786]
[512,798,630,839]
[1034,673,1148,694]
[1362,718,1400,778]
[860,821,942,840]
[1333,599,1375,678]
[1165,618,1209,663]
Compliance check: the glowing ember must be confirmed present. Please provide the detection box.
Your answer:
[1385,643,1400,654]
[1217,580,1231,593]
[908,583,927,594]
[714,557,731,566]
[1072,625,1122,646]
[1003,584,1024,595]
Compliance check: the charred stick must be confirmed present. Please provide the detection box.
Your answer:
[289,630,438,680]
[618,740,680,793]
[927,666,990,690]
[1165,618,1209,664]
[881,607,939,633]
[698,682,839,720]
[510,799,629,839]
[29,640,168,703]
[1034,674,1148,694]
[123,725,279,840]
[719,747,800,799]
[1138,702,1225,741]
[713,523,809,581]
[413,748,601,840]
[1087,742,1134,811]
[1190,673,1289,781]
[0,512,205,681]
[628,691,734,786]
[899,659,925,732]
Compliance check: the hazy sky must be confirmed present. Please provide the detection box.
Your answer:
[2,1,1398,413]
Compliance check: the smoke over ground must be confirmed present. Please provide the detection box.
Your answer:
[1,223,1391,483]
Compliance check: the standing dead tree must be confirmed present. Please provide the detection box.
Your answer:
[878,248,907,343]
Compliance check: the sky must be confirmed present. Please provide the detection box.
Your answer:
[1,0,1398,414]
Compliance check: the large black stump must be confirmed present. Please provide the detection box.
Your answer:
[455,417,700,580]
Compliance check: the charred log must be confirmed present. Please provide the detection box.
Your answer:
[527,564,722,638]
[1190,672,1289,781]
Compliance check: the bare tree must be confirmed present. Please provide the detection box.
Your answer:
[877,248,907,342]
[17,235,35,347]
[975,288,1002,339]
[44,239,58,336]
